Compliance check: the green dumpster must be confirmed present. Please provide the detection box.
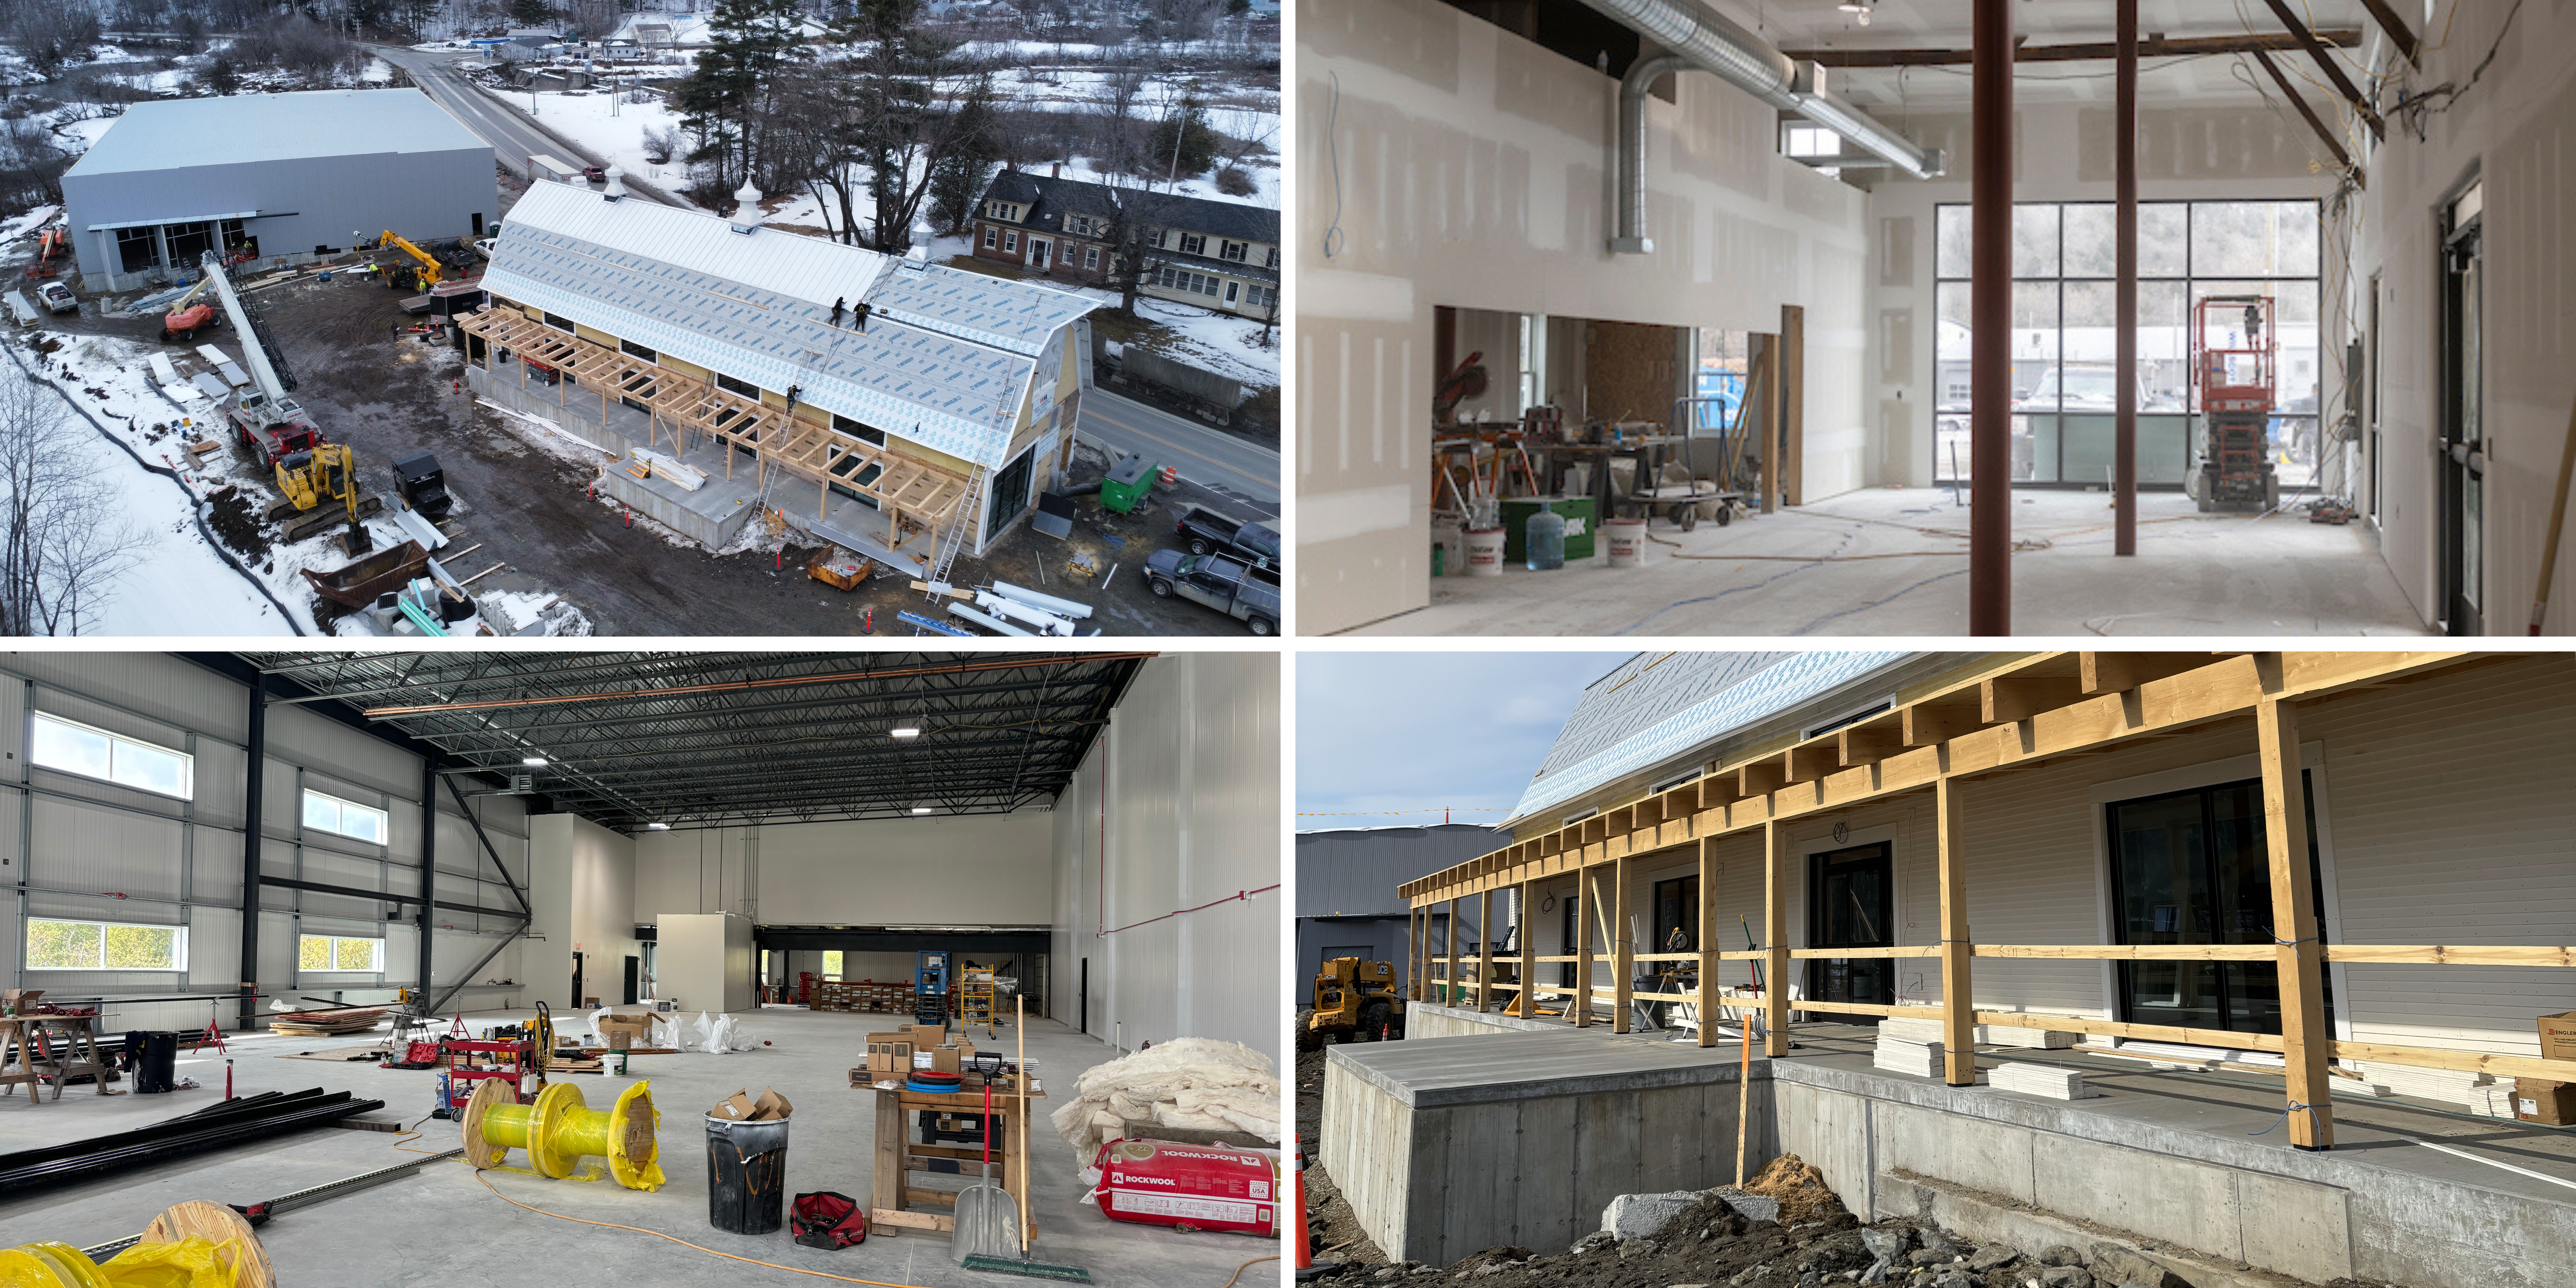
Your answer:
[1500,496,1598,562]
[1101,454,1157,514]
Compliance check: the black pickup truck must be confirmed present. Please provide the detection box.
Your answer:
[1144,550,1281,636]
[1173,505,1282,569]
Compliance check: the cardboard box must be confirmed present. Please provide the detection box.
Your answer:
[0,990,42,1016]
[865,1033,914,1074]
[596,1012,654,1045]
[607,1030,632,1052]
[930,1045,962,1075]
[710,1088,795,1121]
[2538,1011,2576,1064]
[905,1022,947,1049]
[2515,1079,2575,1127]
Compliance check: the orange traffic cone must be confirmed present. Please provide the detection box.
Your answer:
[1292,1133,1313,1270]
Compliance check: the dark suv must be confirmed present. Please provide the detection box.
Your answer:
[1173,505,1282,568]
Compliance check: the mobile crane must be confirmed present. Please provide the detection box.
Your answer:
[195,252,383,545]
[376,230,453,289]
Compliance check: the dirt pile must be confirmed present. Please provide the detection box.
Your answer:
[202,484,271,561]
[1742,1152,1841,1227]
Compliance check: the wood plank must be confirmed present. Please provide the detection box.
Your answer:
[1697,835,1718,1049]
[1983,675,2084,723]
[1791,999,1920,1018]
[1785,947,1942,959]
[1975,944,2276,961]
[1763,821,1788,1058]
[1612,852,1633,1034]
[2323,945,2576,967]
[1903,698,1984,747]
[1573,863,1593,1027]
[1839,722,1904,767]
[1739,760,1786,797]
[2258,691,2333,1150]
[1976,1010,2286,1051]
[1783,745,1837,786]
[2326,1041,2576,1084]
[2080,652,2220,695]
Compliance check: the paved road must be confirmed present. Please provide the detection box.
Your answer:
[373,45,688,208]
[1076,389,1279,512]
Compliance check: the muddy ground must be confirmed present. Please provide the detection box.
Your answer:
[44,216,1257,635]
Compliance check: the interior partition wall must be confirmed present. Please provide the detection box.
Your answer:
[1933,200,2322,490]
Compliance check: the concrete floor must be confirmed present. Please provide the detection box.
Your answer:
[0,1009,1276,1287]
[1345,489,2431,637]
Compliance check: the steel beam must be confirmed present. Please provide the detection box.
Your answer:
[1786,29,2358,67]
[418,750,436,1013]
[1970,0,2013,635]
[256,875,523,922]
[443,774,530,915]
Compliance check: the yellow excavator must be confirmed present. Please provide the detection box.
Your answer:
[377,230,449,288]
[268,444,382,548]
[1300,957,1404,1049]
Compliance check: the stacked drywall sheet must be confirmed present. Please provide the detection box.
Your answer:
[1873,1032,1942,1077]
[1878,1013,2080,1049]
[2350,1062,2516,1117]
[1989,1061,2093,1100]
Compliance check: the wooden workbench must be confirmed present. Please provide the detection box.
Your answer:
[0,1015,112,1103]
[862,1078,1044,1236]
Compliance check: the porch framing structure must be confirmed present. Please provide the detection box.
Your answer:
[455,305,974,558]
[1404,650,2576,1153]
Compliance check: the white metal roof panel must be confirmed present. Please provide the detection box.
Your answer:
[864,261,1094,358]
[502,181,887,311]
[1509,651,1910,825]
[64,89,487,176]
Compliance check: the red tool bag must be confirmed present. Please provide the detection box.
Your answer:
[790,1192,868,1248]
[1089,1139,1279,1237]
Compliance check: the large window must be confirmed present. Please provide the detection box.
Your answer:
[2105,775,2331,1038]
[822,950,844,982]
[32,712,194,799]
[1934,200,2321,490]
[300,935,382,972]
[304,789,387,844]
[26,918,187,971]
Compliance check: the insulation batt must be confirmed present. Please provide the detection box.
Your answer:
[1048,1038,1281,1167]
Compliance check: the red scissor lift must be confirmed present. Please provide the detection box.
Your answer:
[2189,295,2281,512]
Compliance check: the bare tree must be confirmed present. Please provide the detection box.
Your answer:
[0,372,145,636]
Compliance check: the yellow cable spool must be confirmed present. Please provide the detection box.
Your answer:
[461,1076,665,1191]
[0,1202,272,1288]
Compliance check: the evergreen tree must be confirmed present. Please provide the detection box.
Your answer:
[924,77,998,237]
[668,0,807,198]
[1145,97,1216,184]
[507,0,556,26]
[206,54,240,96]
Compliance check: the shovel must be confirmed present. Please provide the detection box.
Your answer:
[951,1051,1019,1263]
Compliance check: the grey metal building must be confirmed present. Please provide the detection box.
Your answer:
[1296,824,1506,991]
[60,89,495,292]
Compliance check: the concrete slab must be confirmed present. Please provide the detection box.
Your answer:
[0,1008,1257,1288]
[595,440,760,548]
[1325,1026,1766,1108]
[1342,487,2432,637]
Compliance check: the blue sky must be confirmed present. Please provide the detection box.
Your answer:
[1297,652,1630,831]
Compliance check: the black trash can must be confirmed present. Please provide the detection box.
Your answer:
[124,1031,180,1094]
[705,1115,791,1235]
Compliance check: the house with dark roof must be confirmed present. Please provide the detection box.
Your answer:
[969,170,1279,320]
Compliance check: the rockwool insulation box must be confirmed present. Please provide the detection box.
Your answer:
[1089,1139,1279,1236]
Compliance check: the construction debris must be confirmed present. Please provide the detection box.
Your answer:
[1049,1039,1279,1169]
[265,1006,389,1038]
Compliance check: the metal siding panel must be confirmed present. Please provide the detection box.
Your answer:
[32,794,183,900]
[4,654,246,741]
[1296,825,1498,918]
[268,707,417,798]
[189,906,239,989]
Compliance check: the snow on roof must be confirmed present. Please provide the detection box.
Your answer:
[482,181,1096,467]
[64,89,486,176]
[1506,651,1912,826]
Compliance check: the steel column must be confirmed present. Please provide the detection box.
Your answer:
[1970,0,2014,634]
[237,675,266,1031]
[2116,0,2138,556]
[418,751,436,1013]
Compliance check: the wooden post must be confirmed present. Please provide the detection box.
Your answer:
[1504,876,1525,1015]
[1573,863,1593,1027]
[1779,304,1804,507]
[1612,853,1634,1033]
[1478,888,1494,1013]
[1407,903,1421,1002]
[1446,894,1461,1007]
[1936,776,1977,1085]
[2257,693,2334,1150]
[1696,835,1718,1048]
[1764,820,1790,1057]
[1757,337,1781,514]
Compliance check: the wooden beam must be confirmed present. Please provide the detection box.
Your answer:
[1446,894,1461,1006]
[1784,28,2360,67]
[1838,720,1904,767]
[1517,876,1538,1017]
[2258,690,2333,1150]
[1936,774,1976,1085]
[2324,945,2576,967]
[2249,50,2357,177]
[1739,760,1787,797]
[1763,821,1789,1058]
[1903,698,1983,746]
[2328,1040,2576,1085]
[2079,651,2219,695]
[1783,744,1838,786]
[2258,0,2383,138]
[2353,0,2420,67]
[1573,865,1595,1027]
[1982,675,2082,723]
[1977,1010,2286,1051]
[1478,887,1494,1013]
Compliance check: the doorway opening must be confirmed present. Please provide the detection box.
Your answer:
[2440,181,2485,635]
[2106,775,2333,1036]
[1805,842,1895,1016]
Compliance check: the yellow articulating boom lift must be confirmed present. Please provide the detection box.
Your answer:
[269,444,381,548]
[1300,956,1404,1049]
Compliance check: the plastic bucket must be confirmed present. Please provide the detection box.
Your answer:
[1604,519,1647,568]
[705,1115,792,1234]
[124,1031,179,1094]
[1464,527,1505,577]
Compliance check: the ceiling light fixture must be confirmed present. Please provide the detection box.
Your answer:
[889,717,922,738]
[645,822,670,830]
[522,757,548,767]
[1838,0,1875,25]
[911,806,933,815]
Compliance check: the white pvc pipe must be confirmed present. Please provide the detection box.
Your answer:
[989,579,1093,619]
[975,590,1074,637]
[946,602,1033,637]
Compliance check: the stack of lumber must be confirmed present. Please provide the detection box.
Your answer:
[1879,1013,2080,1049]
[1988,1061,2094,1100]
[1872,1032,1942,1077]
[267,1007,387,1037]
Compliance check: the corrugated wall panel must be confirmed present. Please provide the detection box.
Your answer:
[3,654,246,739]
[32,795,184,901]
[192,742,247,830]
[193,829,243,898]
[1108,657,1184,1052]
[1180,653,1280,1061]
[268,707,417,797]
[188,906,239,990]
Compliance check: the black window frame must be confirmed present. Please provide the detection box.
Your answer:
[715,372,761,399]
